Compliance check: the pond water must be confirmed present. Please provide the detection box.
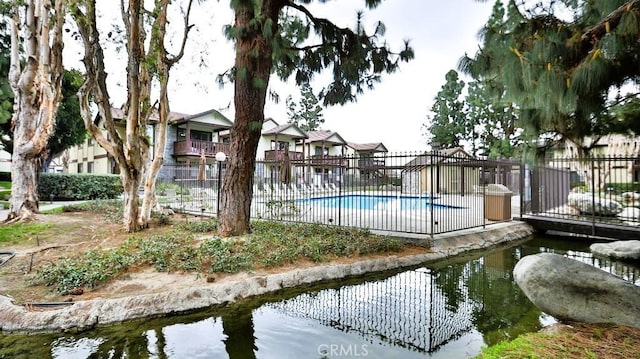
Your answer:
[2,235,639,359]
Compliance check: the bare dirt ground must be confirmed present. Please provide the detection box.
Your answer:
[0,211,426,304]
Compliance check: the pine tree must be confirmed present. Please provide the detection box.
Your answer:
[425,70,467,149]
[218,1,414,236]
[461,0,640,156]
[286,82,324,131]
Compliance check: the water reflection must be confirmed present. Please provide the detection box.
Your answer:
[2,235,639,359]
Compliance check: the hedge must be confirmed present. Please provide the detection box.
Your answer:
[603,182,640,194]
[39,173,123,200]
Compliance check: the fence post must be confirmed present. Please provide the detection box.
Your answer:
[591,156,596,236]
[430,151,435,239]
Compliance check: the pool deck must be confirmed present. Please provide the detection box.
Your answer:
[169,189,523,240]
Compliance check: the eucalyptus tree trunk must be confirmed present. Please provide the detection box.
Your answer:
[6,0,65,223]
[140,0,193,224]
[72,0,193,232]
[217,1,281,237]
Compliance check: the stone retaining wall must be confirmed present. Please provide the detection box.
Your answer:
[0,221,533,333]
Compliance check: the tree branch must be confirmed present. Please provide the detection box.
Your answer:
[579,0,640,52]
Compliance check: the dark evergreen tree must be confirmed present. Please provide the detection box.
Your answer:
[43,69,87,171]
[466,80,521,158]
[424,70,467,149]
[217,0,414,236]
[461,0,640,157]
[286,82,324,131]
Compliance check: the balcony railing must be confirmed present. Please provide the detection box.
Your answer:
[358,158,385,169]
[310,155,348,167]
[173,140,230,157]
[264,149,305,162]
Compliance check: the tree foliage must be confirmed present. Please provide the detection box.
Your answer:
[461,0,640,156]
[425,70,467,150]
[0,7,11,129]
[217,0,414,236]
[286,81,324,131]
[43,69,86,170]
[425,69,521,158]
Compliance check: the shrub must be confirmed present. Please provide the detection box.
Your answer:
[604,182,640,194]
[39,173,123,200]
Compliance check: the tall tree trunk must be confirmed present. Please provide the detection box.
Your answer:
[217,1,281,237]
[6,0,65,222]
[121,166,142,231]
[72,0,193,232]
[8,153,40,221]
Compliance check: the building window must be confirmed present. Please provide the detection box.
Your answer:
[77,163,83,173]
[87,162,94,173]
[177,128,212,141]
[88,137,93,146]
[315,146,329,156]
[271,141,289,150]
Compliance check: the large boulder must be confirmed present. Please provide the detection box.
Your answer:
[514,253,640,328]
[591,240,640,260]
[567,192,623,216]
[617,207,640,226]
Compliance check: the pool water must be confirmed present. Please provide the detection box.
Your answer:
[301,194,463,210]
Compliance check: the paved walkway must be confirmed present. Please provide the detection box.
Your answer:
[0,201,86,221]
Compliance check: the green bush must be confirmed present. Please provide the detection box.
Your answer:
[39,173,123,200]
[604,182,640,194]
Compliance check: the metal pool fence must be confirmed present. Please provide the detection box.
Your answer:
[523,156,640,228]
[156,151,522,237]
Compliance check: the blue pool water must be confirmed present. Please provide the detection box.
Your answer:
[300,195,463,210]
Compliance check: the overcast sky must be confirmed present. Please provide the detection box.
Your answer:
[70,1,496,153]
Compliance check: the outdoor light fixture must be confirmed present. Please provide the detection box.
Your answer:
[215,152,227,217]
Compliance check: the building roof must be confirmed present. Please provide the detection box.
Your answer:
[403,147,477,170]
[305,130,346,145]
[346,142,388,153]
[109,107,190,123]
[172,108,233,129]
[262,123,308,139]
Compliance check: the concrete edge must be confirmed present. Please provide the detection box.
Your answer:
[0,221,534,333]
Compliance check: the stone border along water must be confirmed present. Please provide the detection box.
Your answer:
[0,222,533,333]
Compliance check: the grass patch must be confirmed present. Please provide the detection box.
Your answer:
[0,222,53,244]
[0,181,10,189]
[477,323,640,359]
[35,218,404,294]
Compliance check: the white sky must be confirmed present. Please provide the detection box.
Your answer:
[66,1,495,152]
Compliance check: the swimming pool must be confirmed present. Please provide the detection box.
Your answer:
[300,194,463,210]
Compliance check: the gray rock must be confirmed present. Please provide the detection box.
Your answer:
[514,253,640,328]
[591,240,640,260]
[568,192,623,216]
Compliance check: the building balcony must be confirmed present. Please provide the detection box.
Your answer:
[310,155,348,167]
[173,140,230,157]
[264,149,305,162]
[358,158,385,169]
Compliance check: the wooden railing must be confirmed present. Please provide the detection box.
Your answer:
[310,155,348,167]
[264,149,304,162]
[173,140,230,156]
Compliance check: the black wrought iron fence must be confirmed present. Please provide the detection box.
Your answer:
[156,151,520,236]
[523,156,640,227]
